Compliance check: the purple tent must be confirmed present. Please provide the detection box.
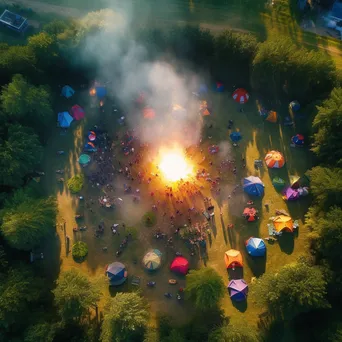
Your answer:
[283,187,300,201]
[228,279,248,302]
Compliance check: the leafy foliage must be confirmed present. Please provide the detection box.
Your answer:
[185,267,225,309]
[209,320,260,342]
[251,262,329,318]
[312,87,342,166]
[67,174,84,193]
[1,195,57,250]
[72,241,88,260]
[53,269,100,322]
[0,124,42,187]
[1,74,53,129]
[251,36,337,101]
[100,292,149,342]
[24,322,56,342]
[0,266,44,330]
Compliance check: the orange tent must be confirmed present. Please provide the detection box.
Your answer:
[273,215,294,233]
[266,111,277,123]
[224,249,243,268]
[200,100,210,116]
[264,150,285,168]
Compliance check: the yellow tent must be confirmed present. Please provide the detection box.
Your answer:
[273,215,294,233]
[266,111,277,123]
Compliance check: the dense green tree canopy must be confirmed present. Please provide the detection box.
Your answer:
[24,322,56,342]
[209,321,260,342]
[251,36,336,101]
[0,124,42,187]
[185,267,225,310]
[0,195,57,250]
[53,269,101,322]
[252,262,329,318]
[0,267,44,330]
[1,74,53,128]
[100,292,149,342]
[312,87,342,166]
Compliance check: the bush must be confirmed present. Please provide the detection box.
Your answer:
[72,241,88,260]
[142,212,156,227]
[67,174,84,193]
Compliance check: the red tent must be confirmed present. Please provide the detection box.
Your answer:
[232,88,249,104]
[143,107,155,119]
[243,207,257,222]
[71,105,85,120]
[170,256,189,275]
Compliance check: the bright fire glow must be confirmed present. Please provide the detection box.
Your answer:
[159,149,193,182]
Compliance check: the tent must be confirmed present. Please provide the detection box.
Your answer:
[243,176,264,197]
[71,105,85,120]
[272,177,285,188]
[266,111,277,123]
[215,82,224,92]
[232,88,249,104]
[79,154,91,166]
[61,85,75,99]
[84,142,97,152]
[172,104,186,117]
[273,215,294,233]
[245,237,266,256]
[290,174,310,189]
[291,134,304,146]
[170,256,189,275]
[224,249,243,268]
[88,131,96,142]
[57,111,73,128]
[265,150,285,168]
[143,107,155,119]
[290,101,300,111]
[283,187,300,201]
[243,207,258,222]
[143,249,162,271]
[230,132,242,142]
[106,262,128,286]
[228,279,248,301]
[200,100,211,116]
[95,86,107,98]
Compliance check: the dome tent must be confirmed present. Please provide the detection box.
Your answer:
[61,85,75,99]
[228,279,248,301]
[106,262,127,286]
[245,237,266,257]
[143,249,162,271]
[224,249,243,269]
[170,256,189,275]
[232,88,249,104]
[265,150,285,169]
[243,176,264,197]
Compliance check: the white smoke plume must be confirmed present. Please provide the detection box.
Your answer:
[79,6,203,150]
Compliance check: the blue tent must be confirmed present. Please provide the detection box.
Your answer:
[230,132,242,142]
[61,85,75,99]
[289,101,300,111]
[215,82,224,92]
[243,176,264,197]
[57,111,73,128]
[246,237,266,257]
[106,262,127,286]
[95,86,107,98]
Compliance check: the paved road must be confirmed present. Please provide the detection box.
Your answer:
[5,0,342,58]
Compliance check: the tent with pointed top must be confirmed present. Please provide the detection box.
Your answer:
[71,105,85,120]
[106,262,127,286]
[57,111,73,128]
[273,215,294,233]
[143,249,162,271]
[224,249,243,268]
[245,237,266,256]
[243,176,264,197]
[228,279,248,301]
[61,85,75,99]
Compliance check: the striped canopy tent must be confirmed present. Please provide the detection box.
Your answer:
[265,150,285,168]
[245,237,266,256]
[243,176,265,197]
[273,215,294,233]
[224,249,243,269]
[228,279,248,301]
[106,262,127,286]
[143,249,162,271]
[232,88,249,104]
[291,134,304,146]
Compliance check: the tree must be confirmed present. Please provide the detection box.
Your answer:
[209,321,260,342]
[0,266,44,330]
[307,167,342,209]
[251,36,336,101]
[53,269,101,322]
[24,322,56,342]
[100,292,149,342]
[0,124,42,187]
[251,262,329,319]
[185,267,225,310]
[1,195,57,250]
[312,87,342,166]
[43,20,71,36]
[1,74,53,129]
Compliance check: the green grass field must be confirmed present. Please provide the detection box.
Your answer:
[40,88,312,327]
